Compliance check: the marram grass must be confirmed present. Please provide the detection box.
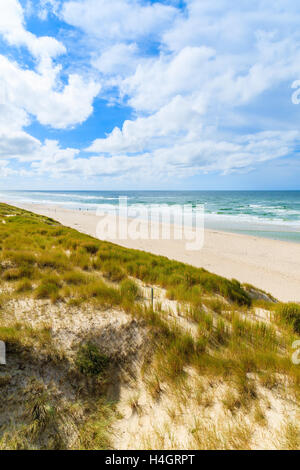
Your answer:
[0,203,299,450]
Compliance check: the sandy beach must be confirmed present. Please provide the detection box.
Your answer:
[5,201,300,303]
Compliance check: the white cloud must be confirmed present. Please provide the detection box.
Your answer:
[151,130,300,174]
[2,0,300,183]
[162,0,300,53]
[83,0,300,179]
[38,0,60,20]
[0,159,15,178]
[0,130,40,159]
[25,130,297,183]
[87,95,204,154]
[62,0,178,42]
[0,0,102,180]
[31,139,80,171]
[0,102,40,160]
[0,0,65,59]
[121,46,215,112]
[0,0,101,131]
[0,55,101,128]
[92,43,140,76]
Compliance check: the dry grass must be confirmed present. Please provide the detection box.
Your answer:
[279,421,300,450]
[190,419,252,450]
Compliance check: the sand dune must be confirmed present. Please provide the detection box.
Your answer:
[7,201,300,302]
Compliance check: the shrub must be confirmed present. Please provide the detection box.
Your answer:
[15,279,33,293]
[260,371,278,390]
[214,319,229,345]
[168,273,185,286]
[82,242,99,255]
[102,262,126,282]
[63,270,89,285]
[205,299,226,314]
[78,281,121,307]
[69,251,91,271]
[120,279,141,301]
[3,251,36,266]
[3,265,34,280]
[236,374,257,407]
[276,303,300,334]
[42,274,62,287]
[76,342,109,376]
[222,390,241,413]
[189,306,205,323]
[0,325,21,344]
[35,276,62,302]
[2,268,23,281]
[37,252,70,271]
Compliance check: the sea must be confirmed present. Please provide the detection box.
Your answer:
[1,190,300,243]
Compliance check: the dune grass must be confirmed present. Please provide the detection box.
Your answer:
[0,202,252,313]
[0,202,299,450]
[275,302,300,334]
[76,342,110,377]
[0,203,299,382]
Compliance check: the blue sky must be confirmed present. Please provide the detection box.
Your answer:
[1,0,300,190]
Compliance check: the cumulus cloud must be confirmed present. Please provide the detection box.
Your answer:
[120,46,216,112]
[0,55,100,128]
[62,0,178,42]
[31,139,80,171]
[151,131,300,175]
[92,43,140,76]
[0,131,40,159]
[0,0,102,180]
[0,0,101,143]
[83,0,300,178]
[87,95,204,154]
[0,160,15,178]
[2,0,300,182]
[0,0,65,59]
[0,101,40,160]
[26,130,298,183]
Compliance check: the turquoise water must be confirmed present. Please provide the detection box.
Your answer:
[1,190,300,243]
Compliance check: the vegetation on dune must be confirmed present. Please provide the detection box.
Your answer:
[275,303,300,334]
[76,342,110,377]
[0,203,252,311]
[120,279,141,302]
[0,202,299,450]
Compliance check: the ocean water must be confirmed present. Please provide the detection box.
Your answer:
[1,190,300,243]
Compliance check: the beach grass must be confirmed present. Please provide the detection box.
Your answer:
[0,202,299,450]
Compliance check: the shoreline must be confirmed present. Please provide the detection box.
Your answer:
[4,200,300,302]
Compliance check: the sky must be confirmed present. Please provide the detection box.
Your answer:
[1,0,300,190]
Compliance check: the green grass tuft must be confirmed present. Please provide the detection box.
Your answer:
[76,342,110,377]
[275,303,300,334]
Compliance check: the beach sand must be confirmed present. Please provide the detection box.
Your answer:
[6,201,300,303]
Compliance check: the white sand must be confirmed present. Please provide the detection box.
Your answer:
[6,201,300,302]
